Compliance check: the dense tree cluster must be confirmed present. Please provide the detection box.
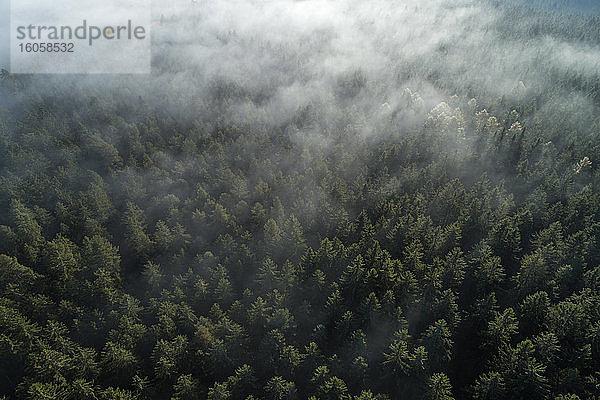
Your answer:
[1,2,600,400]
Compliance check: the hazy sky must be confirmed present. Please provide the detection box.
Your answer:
[3,0,599,145]
[0,0,9,68]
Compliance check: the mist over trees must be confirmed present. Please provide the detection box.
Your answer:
[1,0,600,399]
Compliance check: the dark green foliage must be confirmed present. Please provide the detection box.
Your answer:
[1,3,600,400]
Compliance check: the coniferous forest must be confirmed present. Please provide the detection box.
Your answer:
[1,0,600,399]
